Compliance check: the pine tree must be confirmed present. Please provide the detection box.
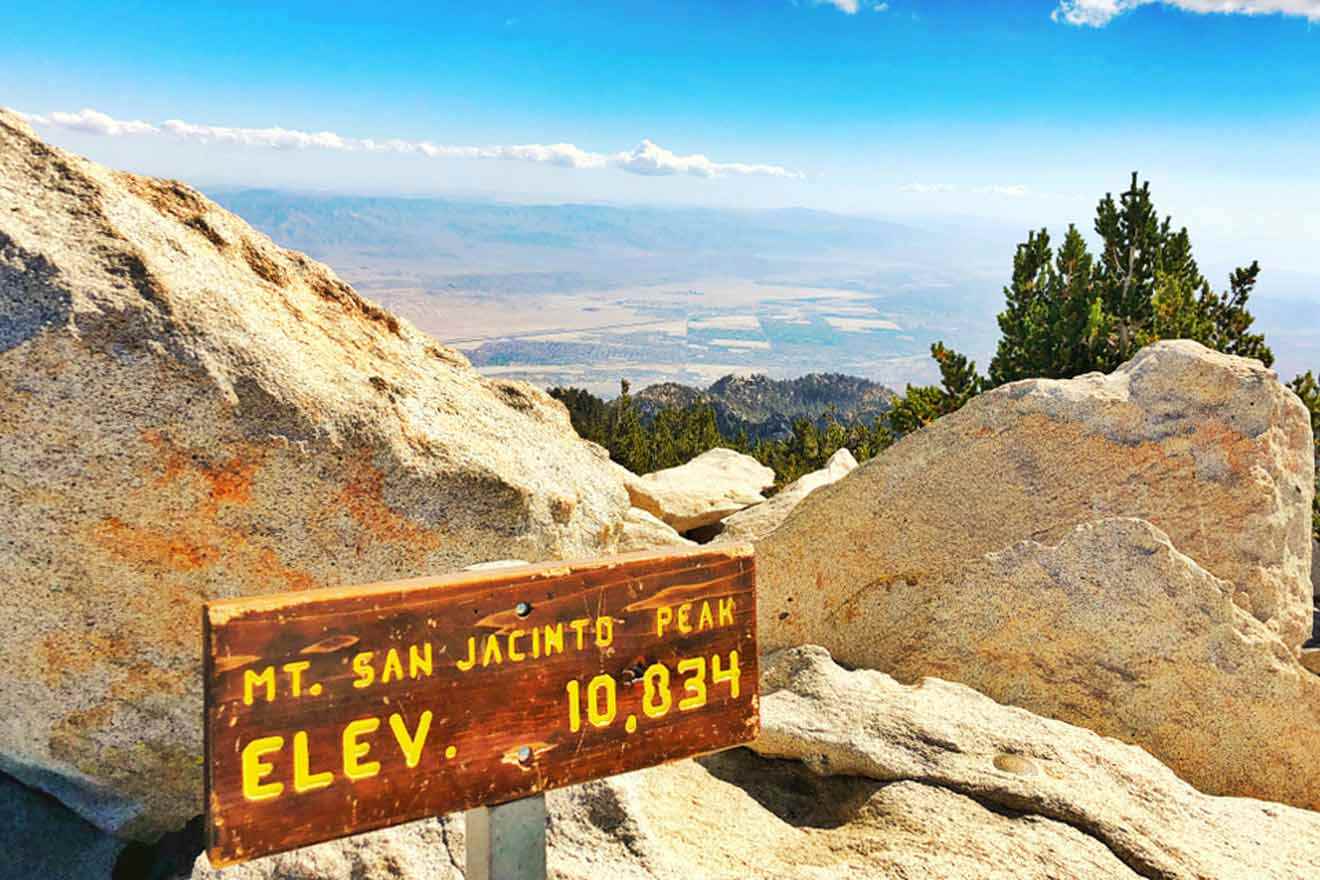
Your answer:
[905,172,1271,420]
[988,228,1055,386]
[678,405,723,460]
[1093,173,1165,366]
[889,343,985,434]
[610,379,649,474]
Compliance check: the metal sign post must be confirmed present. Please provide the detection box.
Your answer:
[465,794,547,880]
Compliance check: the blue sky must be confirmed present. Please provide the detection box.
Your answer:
[3,0,1318,270]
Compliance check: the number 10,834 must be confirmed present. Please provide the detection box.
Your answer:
[563,651,742,734]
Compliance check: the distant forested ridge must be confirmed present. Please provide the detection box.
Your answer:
[551,377,894,487]
[633,373,895,443]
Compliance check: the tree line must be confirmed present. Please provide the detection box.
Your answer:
[550,381,886,489]
[552,174,1319,536]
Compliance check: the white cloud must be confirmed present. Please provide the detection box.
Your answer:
[900,182,1028,197]
[161,119,350,150]
[611,139,800,179]
[49,108,157,136]
[15,107,801,180]
[1053,0,1320,26]
[974,184,1028,197]
[817,0,861,12]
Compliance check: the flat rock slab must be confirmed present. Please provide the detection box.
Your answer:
[772,516,1320,809]
[719,447,857,544]
[627,447,775,532]
[753,645,1320,880]
[0,772,125,880]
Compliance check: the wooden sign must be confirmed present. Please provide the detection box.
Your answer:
[203,544,758,866]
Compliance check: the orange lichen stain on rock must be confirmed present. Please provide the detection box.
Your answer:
[256,547,320,592]
[143,429,192,487]
[109,660,189,701]
[93,516,220,571]
[337,461,443,553]
[142,430,261,508]
[203,456,258,505]
[41,629,136,689]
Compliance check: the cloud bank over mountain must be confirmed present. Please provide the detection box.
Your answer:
[10,107,802,180]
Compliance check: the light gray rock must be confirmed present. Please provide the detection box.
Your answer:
[462,559,531,571]
[190,752,1138,880]
[759,340,1316,660]
[1302,647,1320,676]
[0,771,126,880]
[753,645,1320,880]
[718,447,857,543]
[616,506,695,552]
[189,777,681,880]
[805,516,1320,809]
[0,109,633,839]
[627,447,775,532]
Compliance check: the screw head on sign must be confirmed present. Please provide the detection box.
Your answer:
[515,601,532,618]
[518,746,533,764]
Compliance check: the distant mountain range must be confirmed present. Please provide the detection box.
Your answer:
[634,373,896,442]
[209,190,925,262]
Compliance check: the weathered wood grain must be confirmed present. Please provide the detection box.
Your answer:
[204,544,758,866]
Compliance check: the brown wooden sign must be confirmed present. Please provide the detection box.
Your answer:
[203,544,758,866]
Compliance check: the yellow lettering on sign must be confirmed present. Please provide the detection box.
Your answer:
[381,648,405,684]
[457,637,477,672]
[656,606,673,637]
[243,666,276,706]
[595,617,613,647]
[543,623,564,656]
[508,630,526,661]
[718,597,735,627]
[409,643,432,679]
[342,718,381,781]
[481,635,503,667]
[241,735,284,801]
[698,601,714,631]
[569,618,590,650]
[677,603,693,634]
[712,650,741,698]
[531,626,541,658]
[282,660,311,697]
[351,652,375,689]
[677,656,706,710]
[389,711,433,769]
[292,731,333,793]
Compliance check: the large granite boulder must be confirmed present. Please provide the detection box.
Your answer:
[718,447,857,544]
[192,646,1320,879]
[759,340,1315,656]
[768,517,1320,808]
[0,110,633,840]
[753,645,1320,880]
[626,447,775,532]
